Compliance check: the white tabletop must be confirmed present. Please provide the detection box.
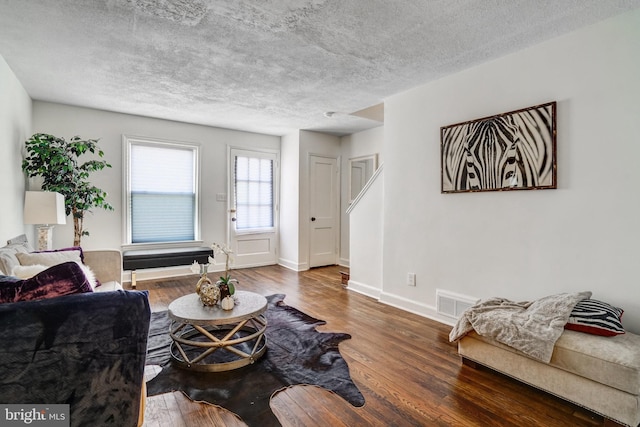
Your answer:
[168,290,267,326]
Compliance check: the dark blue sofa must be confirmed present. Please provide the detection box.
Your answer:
[0,290,150,427]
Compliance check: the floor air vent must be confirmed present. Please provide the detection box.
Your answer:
[436,289,479,319]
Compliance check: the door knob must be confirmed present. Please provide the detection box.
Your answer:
[311,217,316,221]
[231,217,237,222]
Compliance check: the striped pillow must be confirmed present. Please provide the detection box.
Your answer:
[565,299,625,336]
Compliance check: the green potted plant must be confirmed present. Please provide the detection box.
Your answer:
[22,133,114,246]
[212,243,238,297]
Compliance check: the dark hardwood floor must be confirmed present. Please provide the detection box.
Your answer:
[137,265,603,427]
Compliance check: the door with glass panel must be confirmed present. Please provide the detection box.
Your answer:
[228,148,278,268]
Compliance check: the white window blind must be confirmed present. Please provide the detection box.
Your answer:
[234,156,274,230]
[130,143,197,243]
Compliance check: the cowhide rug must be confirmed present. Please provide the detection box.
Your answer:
[145,294,364,427]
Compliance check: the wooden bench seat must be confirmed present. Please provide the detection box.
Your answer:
[123,247,213,288]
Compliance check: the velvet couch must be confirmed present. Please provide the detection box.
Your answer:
[0,236,150,427]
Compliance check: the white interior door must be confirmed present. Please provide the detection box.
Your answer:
[309,154,339,268]
[350,162,366,200]
[228,148,278,269]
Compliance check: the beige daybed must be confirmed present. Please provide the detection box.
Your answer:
[459,329,640,427]
[451,292,640,427]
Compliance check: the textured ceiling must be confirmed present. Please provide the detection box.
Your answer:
[1,1,639,136]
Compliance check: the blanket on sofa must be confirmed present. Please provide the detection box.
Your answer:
[449,291,591,362]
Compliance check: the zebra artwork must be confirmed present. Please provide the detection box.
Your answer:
[440,102,556,193]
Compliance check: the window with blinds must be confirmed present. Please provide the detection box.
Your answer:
[234,156,274,230]
[126,138,199,244]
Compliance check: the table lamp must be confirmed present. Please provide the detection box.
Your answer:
[24,191,66,250]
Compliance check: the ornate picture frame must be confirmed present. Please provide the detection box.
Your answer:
[441,102,557,193]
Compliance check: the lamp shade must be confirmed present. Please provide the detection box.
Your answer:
[24,191,67,225]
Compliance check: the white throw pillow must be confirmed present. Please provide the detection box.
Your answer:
[16,250,82,267]
[77,262,98,290]
[12,264,48,279]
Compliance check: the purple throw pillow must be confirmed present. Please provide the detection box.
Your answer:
[0,262,93,304]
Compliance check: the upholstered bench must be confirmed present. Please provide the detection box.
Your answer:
[459,329,640,427]
[123,247,213,288]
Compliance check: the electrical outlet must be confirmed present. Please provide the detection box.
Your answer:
[407,272,416,286]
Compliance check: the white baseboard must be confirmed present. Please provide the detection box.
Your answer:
[346,279,456,327]
[346,279,381,299]
[379,291,456,327]
[338,258,349,268]
[278,258,309,272]
[126,264,457,330]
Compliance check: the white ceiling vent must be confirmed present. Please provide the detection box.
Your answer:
[436,289,479,319]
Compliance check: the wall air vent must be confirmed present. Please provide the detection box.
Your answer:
[436,289,479,319]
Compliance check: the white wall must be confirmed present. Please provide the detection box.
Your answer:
[33,102,280,257]
[276,130,342,271]
[279,131,301,270]
[381,9,640,332]
[348,166,384,297]
[29,105,343,277]
[339,126,384,265]
[0,55,32,248]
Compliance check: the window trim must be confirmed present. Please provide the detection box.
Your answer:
[233,154,276,232]
[228,146,280,237]
[122,134,202,249]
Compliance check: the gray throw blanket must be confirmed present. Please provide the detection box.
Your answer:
[449,291,592,363]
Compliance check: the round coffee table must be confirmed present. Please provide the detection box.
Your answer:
[168,290,268,372]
